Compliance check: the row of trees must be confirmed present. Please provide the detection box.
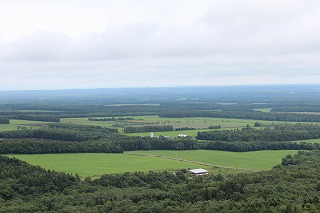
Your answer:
[0,117,9,124]
[201,141,316,152]
[159,110,320,122]
[197,123,320,142]
[124,125,174,133]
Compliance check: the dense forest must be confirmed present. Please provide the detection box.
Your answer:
[1,151,320,212]
[197,123,320,142]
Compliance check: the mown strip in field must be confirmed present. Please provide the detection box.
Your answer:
[5,150,298,177]
[5,153,200,177]
[128,150,298,170]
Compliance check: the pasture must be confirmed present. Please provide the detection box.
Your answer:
[61,116,281,137]
[5,153,204,177]
[0,119,50,132]
[129,150,298,170]
[6,150,297,177]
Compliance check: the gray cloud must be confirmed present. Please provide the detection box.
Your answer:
[0,0,320,90]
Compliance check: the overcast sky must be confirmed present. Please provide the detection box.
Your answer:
[0,0,320,90]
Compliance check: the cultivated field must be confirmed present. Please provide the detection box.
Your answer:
[129,150,298,170]
[6,150,297,177]
[0,120,50,131]
[6,153,202,177]
[61,116,281,137]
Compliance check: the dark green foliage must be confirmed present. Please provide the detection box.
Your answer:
[197,123,320,142]
[0,117,9,124]
[201,140,315,152]
[124,125,174,133]
[160,110,320,122]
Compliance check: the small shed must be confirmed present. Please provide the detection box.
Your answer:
[177,134,189,138]
[189,168,209,176]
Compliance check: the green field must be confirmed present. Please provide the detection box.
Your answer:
[61,116,284,137]
[5,153,203,177]
[293,138,320,144]
[6,150,297,177]
[0,120,50,131]
[254,108,273,112]
[129,150,298,170]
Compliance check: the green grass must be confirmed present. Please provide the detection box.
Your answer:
[292,138,320,144]
[5,150,298,177]
[0,120,51,132]
[254,108,273,112]
[5,153,203,177]
[129,150,298,170]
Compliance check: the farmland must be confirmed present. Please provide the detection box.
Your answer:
[61,116,281,137]
[6,150,297,177]
[129,150,298,170]
[2,86,320,211]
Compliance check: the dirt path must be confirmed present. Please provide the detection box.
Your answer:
[126,152,260,172]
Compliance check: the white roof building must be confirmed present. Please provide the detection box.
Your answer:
[189,168,208,175]
[177,134,189,138]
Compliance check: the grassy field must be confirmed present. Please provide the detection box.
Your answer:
[292,138,320,144]
[129,150,298,170]
[61,116,283,137]
[254,108,273,112]
[5,150,297,177]
[5,153,203,177]
[0,120,51,131]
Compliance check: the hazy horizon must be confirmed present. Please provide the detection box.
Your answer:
[1,0,320,90]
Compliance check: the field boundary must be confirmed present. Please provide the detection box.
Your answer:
[127,152,261,172]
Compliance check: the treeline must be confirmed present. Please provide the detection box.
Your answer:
[0,117,9,124]
[0,111,60,122]
[2,150,320,212]
[88,117,135,121]
[0,137,199,154]
[201,141,316,152]
[0,139,124,154]
[124,125,174,133]
[197,123,320,142]
[159,110,320,122]
[0,124,118,141]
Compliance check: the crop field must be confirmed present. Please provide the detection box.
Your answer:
[61,116,282,137]
[60,118,115,128]
[253,108,273,112]
[6,150,297,177]
[292,138,320,144]
[5,153,205,177]
[0,120,50,132]
[129,150,298,170]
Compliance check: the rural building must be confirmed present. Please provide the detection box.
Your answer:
[177,134,189,138]
[189,168,209,176]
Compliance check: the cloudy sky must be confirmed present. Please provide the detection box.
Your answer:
[0,0,320,90]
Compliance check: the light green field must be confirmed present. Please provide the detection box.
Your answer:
[60,118,115,128]
[254,108,273,112]
[61,116,285,137]
[5,150,297,177]
[293,138,320,144]
[129,150,298,170]
[5,153,203,177]
[0,120,51,132]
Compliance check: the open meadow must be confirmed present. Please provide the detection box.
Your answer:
[61,116,283,137]
[0,119,51,131]
[6,150,297,177]
[129,150,298,170]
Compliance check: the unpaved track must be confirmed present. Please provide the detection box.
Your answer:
[127,152,260,172]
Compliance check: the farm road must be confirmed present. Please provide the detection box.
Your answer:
[126,152,260,172]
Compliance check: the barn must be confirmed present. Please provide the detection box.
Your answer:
[189,168,209,176]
